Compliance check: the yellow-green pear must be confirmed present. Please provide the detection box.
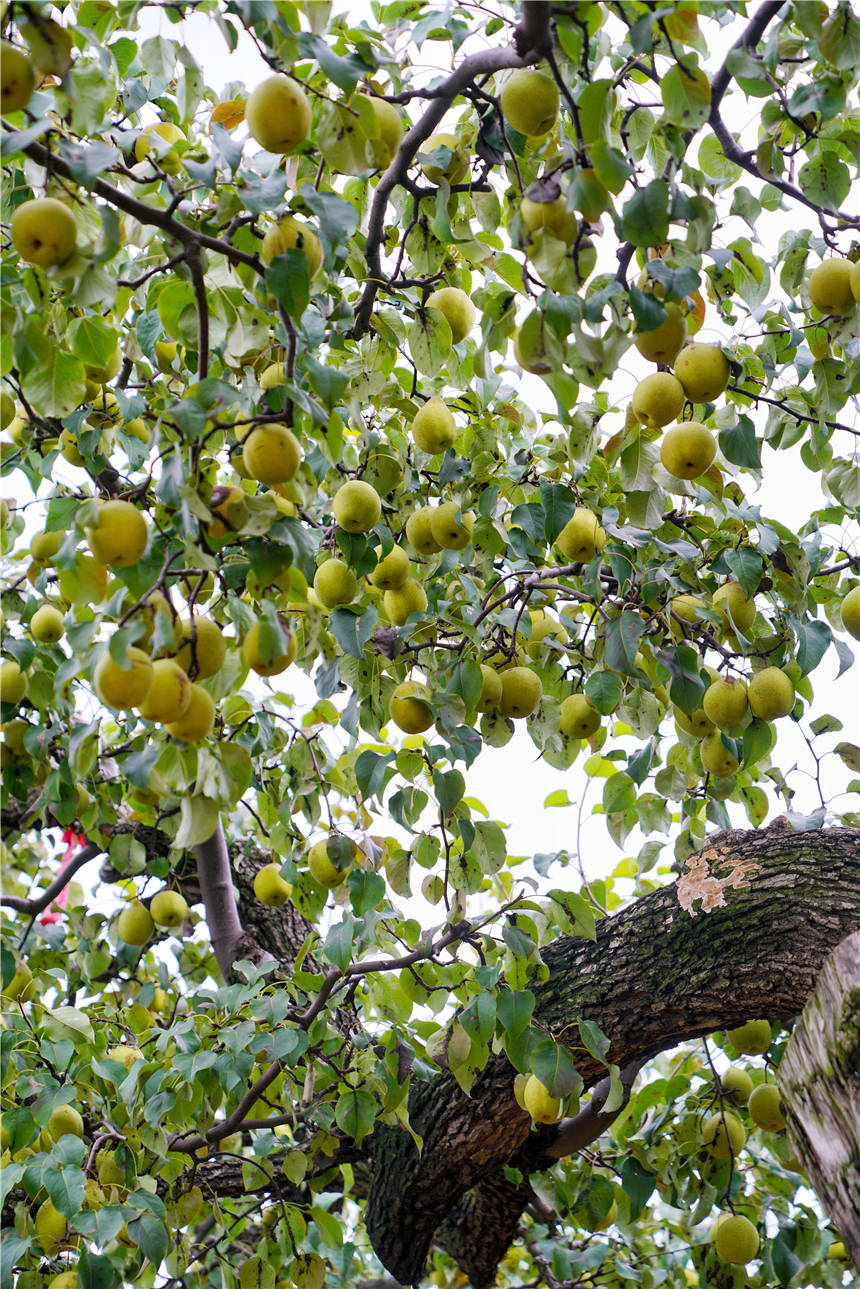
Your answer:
[389,681,433,734]
[369,545,410,590]
[1,41,36,113]
[411,397,456,453]
[559,693,601,739]
[634,302,687,364]
[720,1067,753,1103]
[117,899,154,947]
[713,581,756,635]
[86,500,149,568]
[245,75,311,153]
[674,705,713,738]
[138,658,192,723]
[241,619,297,676]
[35,1198,69,1256]
[702,676,748,728]
[0,659,29,706]
[30,603,64,643]
[307,835,362,888]
[660,422,716,479]
[808,259,854,315]
[748,1083,785,1131]
[747,667,794,720]
[714,1214,759,1264]
[260,215,323,277]
[476,663,502,713]
[150,889,189,928]
[498,666,542,719]
[314,559,358,609]
[243,424,302,484]
[425,287,476,345]
[631,372,686,428]
[420,133,469,184]
[500,69,559,136]
[522,1073,562,1123]
[430,501,474,551]
[48,1103,84,1141]
[253,863,292,906]
[702,1110,746,1159]
[384,578,428,625]
[700,733,739,777]
[11,198,77,268]
[333,479,381,533]
[405,506,442,555]
[556,507,605,562]
[93,646,153,711]
[176,617,227,679]
[727,1019,771,1055]
[674,343,731,402]
[840,585,860,640]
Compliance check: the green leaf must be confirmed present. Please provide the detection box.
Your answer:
[795,620,831,674]
[620,1157,656,1218]
[329,605,379,659]
[334,1088,377,1144]
[530,1036,582,1098]
[719,417,762,469]
[408,309,451,375]
[348,869,386,916]
[496,988,535,1037]
[604,611,646,676]
[661,57,711,127]
[174,795,220,848]
[603,772,635,815]
[724,548,762,597]
[585,671,623,714]
[265,248,310,319]
[322,916,354,972]
[620,181,669,247]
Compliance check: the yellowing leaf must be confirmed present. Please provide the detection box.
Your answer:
[210,99,245,130]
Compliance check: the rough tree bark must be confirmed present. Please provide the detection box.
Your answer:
[779,929,860,1272]
[364,825,860,1283]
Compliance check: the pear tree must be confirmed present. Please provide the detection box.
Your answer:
[1,3,860,1288]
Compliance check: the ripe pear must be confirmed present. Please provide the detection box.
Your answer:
[93,646,153,710]
[411,396,456,453]
[86,499,149,568]
[260,215,323,277]
[525,609,566,658]
[166,683,215,741]
[727,1019,771,1055]
[748,1082,785,1131]
[522,1074,562,1123]
[556,507,605,562]
[48,1272,78,1289]
[0,389,16,430]
[520,192,577,242]
[137,658,192,723]
[713,581,756,635]
[11,197,77,268]
[1,959,35,1002]
[150,889,189,928]
[308,835,361,887]
[702,1110,746,1159]
[23,18,74,76]
[176,617,226,679]
[241,619,297,675]
[253,863,292,906]
[30,529,64,565]
[333,479,381,533]
[389,680,433,733]
[634,302,687,364]
[0,41,36,113]
[242,424,302,483]
[674,343,731,402]
[369,545,410,590]
[48,1103,84,1141]
[420,133,469,184]
[35,1198,69,1256]
[384,577,428,625]
[0,659,28,706]
[700,732,739,777]
[747,667,794,720]
[245,75,312,153]
[808,258,855,315]
[675,708,715,743]
[30,603,64,643]
[405,506,442,555]
[631,372,685,428]
[498,666,542,719]
[669,593,706,637]
[476,663,503,713]
[720,1067,753,1103]
[117,899,154,947]
[500,69,559,136]
[314,558,358,609]
[702,677,748,729]
[208,484,250,539]
[660,422,716,479]
[713,1214,759,1264]
[425,287,476,345]
[559,692,601,738]
[135,121,185,173]
[431,501,475,550]
[840,585,860,640]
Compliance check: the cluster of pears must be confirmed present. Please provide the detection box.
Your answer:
[630,332,732,482]
[116,889,190,947]
[253,835,365,903]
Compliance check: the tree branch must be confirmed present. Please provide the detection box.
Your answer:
[352,6,551,338]
[544,1057,645,1159]
[194,820,264,981]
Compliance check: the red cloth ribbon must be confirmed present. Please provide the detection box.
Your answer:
[40,830,86,925]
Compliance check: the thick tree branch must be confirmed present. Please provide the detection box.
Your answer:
[365,824,860,1282]
[352,5,551,338]
[0,840,102,914]
[544,1057,644,1159]
[709,0,783,111]
[194,820,267,980]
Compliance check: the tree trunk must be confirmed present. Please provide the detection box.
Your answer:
[779,929,860,1272]
[365,825,860,1283]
